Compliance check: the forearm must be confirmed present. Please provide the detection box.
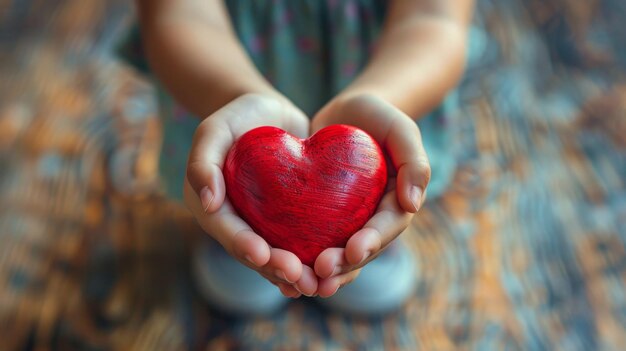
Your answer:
[341,0,475,119]
[137,0,277,117]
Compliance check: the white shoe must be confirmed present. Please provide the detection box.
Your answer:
[318,241,418,316]
[192,238,288,316]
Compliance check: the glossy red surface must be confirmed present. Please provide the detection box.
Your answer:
[224,124,387,266]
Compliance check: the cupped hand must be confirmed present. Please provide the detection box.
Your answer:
[311,94,431,297]
[184,93,318,298]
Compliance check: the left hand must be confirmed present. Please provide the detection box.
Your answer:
[310,93,431,297]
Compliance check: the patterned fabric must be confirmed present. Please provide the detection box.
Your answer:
[118,0,457,200]
[1,0,626,350]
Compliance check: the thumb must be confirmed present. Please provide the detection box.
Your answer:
[185,118,233,213]
[388,120,431,213]
[186,159,226,214]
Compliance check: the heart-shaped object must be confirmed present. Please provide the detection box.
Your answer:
[224,124,387,266]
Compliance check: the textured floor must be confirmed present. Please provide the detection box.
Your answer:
[1,1,625,350]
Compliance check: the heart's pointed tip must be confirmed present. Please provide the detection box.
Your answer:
[296,253,316,268]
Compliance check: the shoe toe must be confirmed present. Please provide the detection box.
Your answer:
[193,242,288,316]
[318,243,418,316]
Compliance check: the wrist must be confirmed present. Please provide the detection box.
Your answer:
[196,79,284,118]
[335,18,468,118]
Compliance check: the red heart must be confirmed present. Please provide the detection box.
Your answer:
[224,124,387,266]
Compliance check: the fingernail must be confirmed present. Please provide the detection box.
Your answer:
[275,270,294,283]
[245,255,256,267]
[410,186,423,212]
[360,250,371,264]
[330,284,340,296]
[200,186,214,213]
[330,265,341,277]
[295,284,314,297]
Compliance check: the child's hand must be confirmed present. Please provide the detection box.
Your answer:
[310,94,431,297]
[184,94,318,298]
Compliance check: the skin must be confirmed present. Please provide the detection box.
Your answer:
[138,0,474,298]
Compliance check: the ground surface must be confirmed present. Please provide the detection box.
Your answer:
[1,1,625,350]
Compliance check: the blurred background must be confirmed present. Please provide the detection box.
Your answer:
[1,0,625,350]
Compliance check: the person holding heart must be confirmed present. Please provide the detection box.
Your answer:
[123,0,474,315]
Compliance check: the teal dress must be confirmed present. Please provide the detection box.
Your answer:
[118,0,458,201]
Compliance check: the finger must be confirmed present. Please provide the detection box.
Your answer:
[353,104,429,213]
[314,248,348,279]
[263,248,303,284]
[295,265,318,297]
[344,190,412,266]
[277,282,301,298]
[317,269,361,298]
[260,256,315,297]
[259,272,301,298]
[186,94,309,212]
[230,228,274,268]
[387,119,431,213]
[186,118,231,213]
[184,178,271,266]
[250,248,305,288]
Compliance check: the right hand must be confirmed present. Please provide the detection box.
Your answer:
[184,93,318,298]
